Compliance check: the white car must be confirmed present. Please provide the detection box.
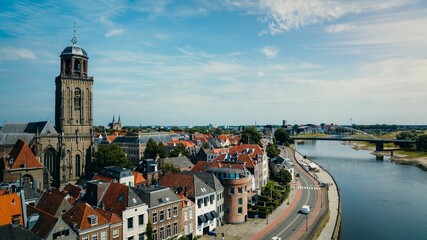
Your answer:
[272,237,282,240]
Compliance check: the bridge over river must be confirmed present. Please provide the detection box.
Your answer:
[291,136,416,151]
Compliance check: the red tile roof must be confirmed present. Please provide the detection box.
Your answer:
[63,183,82,199]
[100,183,128,215]
[160,172,196,197]
[35,191,66,216]
[132,171,147,184]
[0,192,23,225]
[62,202,109,231]
[191,161,223,172]
[229,144,264,158]
[92,175,114,183]
[94,208,122,225]
[27,205,58,239]
[5,139,43,169]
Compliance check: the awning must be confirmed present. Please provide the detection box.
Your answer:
[205,213,213,221]
[198,215,207,225]
[210,210,219,218]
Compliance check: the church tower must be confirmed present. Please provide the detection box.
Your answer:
[55,26,93,185]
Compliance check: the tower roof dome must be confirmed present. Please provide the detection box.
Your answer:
[60,45,88,59]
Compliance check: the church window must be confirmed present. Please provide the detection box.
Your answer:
[75,155,81,177]
[74,88,81,110]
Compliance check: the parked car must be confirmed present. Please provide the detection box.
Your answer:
[296,173,300,177]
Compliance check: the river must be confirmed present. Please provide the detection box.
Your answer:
[295,140,427,240]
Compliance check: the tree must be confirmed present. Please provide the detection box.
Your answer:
[157,142,168,158]
[274,128,292,146]
[396,131,416,149]
[241,126,262,145]
[160,162,180,176]
[169,143,189,157]
[146,221,153,240]
[144,138,159,159]
[91,144,131,173]
[416,134,427,151]
[273,168,292,185]
[266,143,280,158]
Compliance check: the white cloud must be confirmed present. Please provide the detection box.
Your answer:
[261,46,279,58]
[254,0,411,34]
[105,28,124,37]
[257,70,264,77]
[326,23,355,33]
[0,47,36,60]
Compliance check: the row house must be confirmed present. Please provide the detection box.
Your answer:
[85,181,148,240]
[206,147,229,162]
[159,171,223,237]
[62,202,112,240]
[135,187,182,240]
[177,194,196,239]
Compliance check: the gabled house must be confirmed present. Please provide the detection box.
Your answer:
[177,194,196,239]
[159,171,223,237]
[135,187,183,240]
[97,166,134,187]
[27,205,77,240]
[98,182,148,240]
[62,202,110,240]
[135,159,159,186]
[1,139,46,190]
[35,190,72,218]
[95,208,123,240]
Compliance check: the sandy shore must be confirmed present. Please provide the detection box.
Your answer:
[342,141,427,170]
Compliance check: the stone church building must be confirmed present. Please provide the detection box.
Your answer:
[0,33,94,188]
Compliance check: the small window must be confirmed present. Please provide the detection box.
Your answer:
[139,214,144,226]
[238,198,243,205]
[153,212,157,223]
[173,206,178,217]
[128,217,134,229]
[160,210,165,222]
[229,187,234,194]
[238,207,243,214]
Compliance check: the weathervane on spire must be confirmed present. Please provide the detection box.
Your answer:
[71,21,78,45]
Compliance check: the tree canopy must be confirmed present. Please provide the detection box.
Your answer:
[274,128,292,146]
[416,134,427,152]
[266,143,280,158]
[144,138,159,159]
[241,126,262,145]
[157,142,168,158]
[91,144,131,173]
[395,131,417,149]
[169,143,189,157]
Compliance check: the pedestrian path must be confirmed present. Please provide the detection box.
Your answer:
[297,186,321,190]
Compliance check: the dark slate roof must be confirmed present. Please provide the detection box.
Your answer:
[190,171,224,192]
[0,133,34,146]
[162,156,194,169]
[61,45,88,58]
[0,224,40,240]
[101,166,133,178]
[136,187,181,208]
[112,136,139,143]
[138,134,172,144]
[0,121,57,134]
[100,183,144,215]
[27,205,58,239]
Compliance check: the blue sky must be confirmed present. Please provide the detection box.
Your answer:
[1,0,427,127]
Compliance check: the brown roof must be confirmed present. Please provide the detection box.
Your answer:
[94,208,122,225]
[160,172,196,197]
[62,202,109,231]
[0,192,23,225]
[63,183,82,199]
[35,191,66,216]
[191,160,222,172]
[5,139,43,169]
[100,183,129,215]
[229,144,264,158]
[92,175,114,182]
[27,205,58,239]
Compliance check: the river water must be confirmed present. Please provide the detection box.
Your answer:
[295,140,427,240]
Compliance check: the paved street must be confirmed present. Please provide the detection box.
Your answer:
[201,147,340,240]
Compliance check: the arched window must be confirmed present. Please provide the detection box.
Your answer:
[74,59,81,70]
[44,148,56,175]
[75,155,81,177]
[74,88,81,110]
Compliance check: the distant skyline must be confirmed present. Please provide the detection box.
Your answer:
[1,0,427,126]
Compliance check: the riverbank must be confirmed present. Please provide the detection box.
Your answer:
[294,150,341,240]
[342,141,427,170]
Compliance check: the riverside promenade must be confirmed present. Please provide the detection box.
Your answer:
[202,147,340,240]
[294,150,340,240]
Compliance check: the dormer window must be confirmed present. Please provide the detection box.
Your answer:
[88,215,98,226]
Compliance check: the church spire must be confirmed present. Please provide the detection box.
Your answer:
[118,114,121,123]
